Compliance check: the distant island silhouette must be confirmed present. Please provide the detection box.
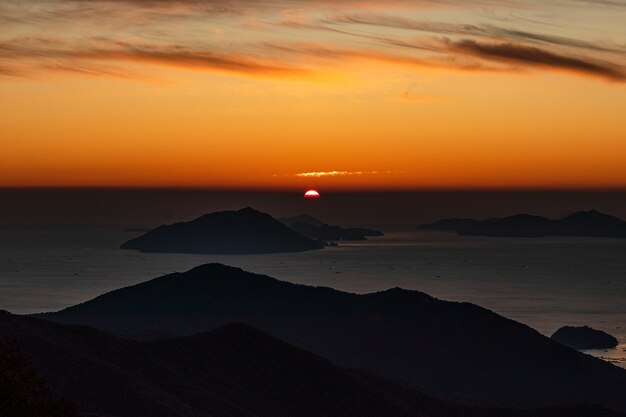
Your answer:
[418,210,626,238]
[552,326,619,350]
[417,218,478,232]
[279,214,325,227]
[120,207,324,254]
[2,311,624,417]
[281,214,383,241]
[40,263,626,413]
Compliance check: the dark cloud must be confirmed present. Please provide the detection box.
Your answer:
[0,39,311,78]
[448,40,626,81]
[329,13,625,55]
[1,0,625,82]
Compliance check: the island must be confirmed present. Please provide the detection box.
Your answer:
[421,210,626,238]
[551,326,619,350]
[281,213,383,241]
[279,214,325,227]
[120,207,324,254]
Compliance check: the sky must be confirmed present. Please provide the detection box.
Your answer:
[1,0,625,189]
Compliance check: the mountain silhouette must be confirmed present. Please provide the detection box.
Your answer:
[40,264,626,412]
[557,210,626,237]
[279,214,325,227]
[460,214,555,237]
[2,311,625,417]
[290,221,383,241]
[455,210,626,237]
[0,330,80,417]
[120,207,323,254]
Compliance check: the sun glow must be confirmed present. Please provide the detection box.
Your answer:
[304,190,321,199]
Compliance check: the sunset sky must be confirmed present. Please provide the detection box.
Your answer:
[1,0,625,189]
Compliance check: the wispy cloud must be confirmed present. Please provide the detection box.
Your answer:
[0,38,312,79]
[1,0,625,82]
[293,170,396,178]
[328,13,626,55]
[447,39,626,81]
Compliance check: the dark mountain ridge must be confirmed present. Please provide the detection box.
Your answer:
[120,207,323,254]
[2,312,624,417]
[0,331,81,417]
[40,263,626,412]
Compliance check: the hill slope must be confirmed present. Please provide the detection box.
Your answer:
[41,263,626,412]
[3,312,625,417]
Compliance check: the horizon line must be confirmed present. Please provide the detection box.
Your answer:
[2,185,626,193]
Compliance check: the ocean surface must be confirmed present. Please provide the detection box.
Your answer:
[1,223,625,368]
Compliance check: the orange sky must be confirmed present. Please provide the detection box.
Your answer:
[1,0,625,189]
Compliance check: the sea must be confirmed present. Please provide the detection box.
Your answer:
[1,220,625,368]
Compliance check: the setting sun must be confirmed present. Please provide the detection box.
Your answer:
[304,190,321,199]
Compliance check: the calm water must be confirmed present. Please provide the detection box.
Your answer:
[1,224,624,367]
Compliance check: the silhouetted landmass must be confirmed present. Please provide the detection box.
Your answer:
[2,312,624,417]
[459,210,626,237]
[552,326,619,350]
[347,227,384,237]
[291,221,367,241]
[41,264,626,412]
[417,218,478,232]
[120,207,323,254]
[282,214,383,241]
[460,214,555,237]
[129,329,176,341]
[0,329,81,417]
[279,214,325,227]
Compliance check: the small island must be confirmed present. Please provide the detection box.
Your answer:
[281,214,383,241]
[121,207,324,254]
[551,326,619,350]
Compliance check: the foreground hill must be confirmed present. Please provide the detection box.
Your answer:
[2,312,624,417]
[0,333,81,417]
[121,207,323,254]
[458,210,626,237]
[41,264,626,412]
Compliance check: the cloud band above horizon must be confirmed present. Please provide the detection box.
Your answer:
[1,0,625,82]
